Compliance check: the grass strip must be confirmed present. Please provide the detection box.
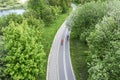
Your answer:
[70,38,89,80]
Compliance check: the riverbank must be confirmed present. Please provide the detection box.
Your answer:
[0,9,25,17]
[0,4,23,10]
[0,0,28,10]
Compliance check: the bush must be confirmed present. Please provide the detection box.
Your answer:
[1,21,46,80]
[67,0,120,80]
[26,16,44,29]
[27,0,46,19]
[27,0,62,25]
[87,15,120,80]
[42,6,61,25]
[61,1,67,13]
[106,0,120,15]
[23,10,40,19]
[67,1,107,42]
[87,1,120,80]
[42,6,54,25]
[48,0,60,6]
[87,1,120,79]
[0,14,23,35]
[48,0,70,13]
[72,0,107,4]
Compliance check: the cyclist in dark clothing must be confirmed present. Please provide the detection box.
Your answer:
[67,35,69,41]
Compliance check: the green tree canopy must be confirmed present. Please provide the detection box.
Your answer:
[87,15,120,80]
[67,1,107,42]
[1,21,46,79]
[28,0,46,19]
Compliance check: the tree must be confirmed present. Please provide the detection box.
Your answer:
[60,0,71,13]
[42,6,54,25]
[48,0,71,13]
[87,16,120,80]
[67,1,107,42]
[87,1,120,79]
[72,0,107,4]
[1,21,46,79]
[48,0,60,6]
[0,13,23,35]
[27,0,61,25]
[67,0,120,80]
[28,0,46,19]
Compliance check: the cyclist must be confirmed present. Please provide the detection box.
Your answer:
[67,35,69,41]
[61,39,64,45]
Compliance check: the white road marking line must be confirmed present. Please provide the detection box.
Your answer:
[63,28,68,80]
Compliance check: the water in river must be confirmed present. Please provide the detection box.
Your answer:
[0,9,24,17]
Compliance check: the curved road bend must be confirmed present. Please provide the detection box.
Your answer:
[58,28,75,80]
[46,3,77,80]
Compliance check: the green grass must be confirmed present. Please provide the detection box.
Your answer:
[70,38,89,80]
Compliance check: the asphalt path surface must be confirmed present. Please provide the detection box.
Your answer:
[47,3,76,80]
[58,28,75,80]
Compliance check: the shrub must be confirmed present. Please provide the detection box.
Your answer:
[67,1,107,42]
[87,1,120,80]
[0,14,23,35]
[26,16,44,29]
[67,0,120,80]
[48,0,60,6]
[72,0,107,4]
[42,6,54,25]
[1,21,46,80]
[87,15,120,80]
[42,6,61,25]
[48,0,70,13]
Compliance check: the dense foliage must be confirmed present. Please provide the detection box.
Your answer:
[72,0,107,4]
[67,1,107,42]
[0,0,71,79]
[0,0,25,9]
[0,14,23,35]
[87,15,120,80]
[87,1,120,80]
[27,0,46,19]
[67,0,120,80]
[48,0,71,13]
[0,21,46,80]
[0,0,18,7]
[28,0,57,25]
[28,0,71,25]
[42,5,61,25]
